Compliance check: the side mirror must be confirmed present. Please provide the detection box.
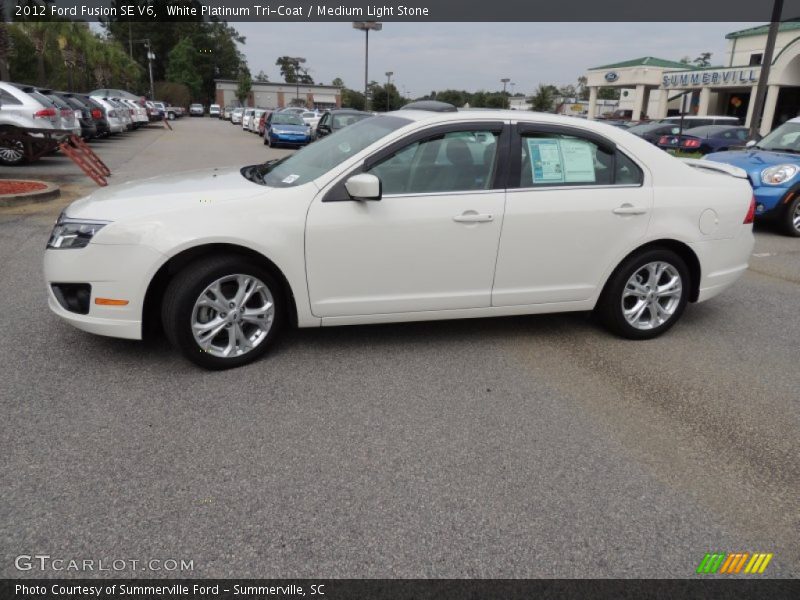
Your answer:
[745,140,757,148]
[344,173,382,201]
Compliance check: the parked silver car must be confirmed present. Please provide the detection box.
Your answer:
[0,81,66,165]
[90,96,127,134]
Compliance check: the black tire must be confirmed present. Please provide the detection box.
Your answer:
[595,248,690,340]
[781,195,800,237]
[161,255,284,369]
[0,128,28,166]
[167,112,175,120]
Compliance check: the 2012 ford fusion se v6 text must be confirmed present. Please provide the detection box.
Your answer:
[44,110,755,369]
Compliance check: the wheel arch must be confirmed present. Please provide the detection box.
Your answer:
[142,243,298,337]
[600,239,702,304]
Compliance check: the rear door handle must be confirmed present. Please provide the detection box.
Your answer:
[612,204,648,216]
[453,213,494,223]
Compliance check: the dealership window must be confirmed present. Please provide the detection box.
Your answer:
[749,53,763,66]
[518,133,642,187]
[367,130,499,195]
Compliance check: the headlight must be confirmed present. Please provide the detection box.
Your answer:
[761,164,799,185]
[47,214,108,249]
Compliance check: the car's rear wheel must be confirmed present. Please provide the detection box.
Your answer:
[596,248,689,339]
[162,256,283,369]
[781,195,800,237]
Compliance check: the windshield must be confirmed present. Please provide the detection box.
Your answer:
[756,122,800,153]
[272,114,305,126]
[244,114,411,188]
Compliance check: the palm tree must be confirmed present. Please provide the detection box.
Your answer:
[19,22,56,86]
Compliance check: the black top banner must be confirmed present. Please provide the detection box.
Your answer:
[3,579,800,600]
[5,0,800,22]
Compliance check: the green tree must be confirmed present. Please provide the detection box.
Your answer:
[275,56,313,84]
[530,83,557,112]
[166,38,202,99]
[577,76,589,100]
[0,23,10,81]
[235,65,252,105]
[341,87,365,110]
[331,77,344,88]
[370,83,405,112]
[254,70,269,82]
[694,52,712,67]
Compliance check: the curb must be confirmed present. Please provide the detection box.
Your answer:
[0,181,61,207]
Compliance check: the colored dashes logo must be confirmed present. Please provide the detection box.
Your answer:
[696,552,773,574]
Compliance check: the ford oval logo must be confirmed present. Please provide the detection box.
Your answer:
[605,72,619,83]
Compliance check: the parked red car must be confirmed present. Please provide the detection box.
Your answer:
[257,109,273,137]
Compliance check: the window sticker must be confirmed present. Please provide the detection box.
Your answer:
[560,139,597,183]
[527,138,564,183]
[281,174,300,184]
[527,137,597,184]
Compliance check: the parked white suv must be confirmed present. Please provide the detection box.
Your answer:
[0,81,66,165]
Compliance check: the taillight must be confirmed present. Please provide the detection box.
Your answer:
[60,108,72,119]
[33,107,56,119]
[744,196,756,224]
[658,136,669,145]
[91,108,102,119]
[683,139,701,148]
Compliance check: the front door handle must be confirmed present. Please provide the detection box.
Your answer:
[453,212,494,223]
[612,204,648,216]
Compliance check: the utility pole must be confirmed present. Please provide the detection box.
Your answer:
[501,78,510,109]
[749,0,783,138]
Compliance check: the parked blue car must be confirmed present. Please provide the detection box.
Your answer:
[705,118,800,236]
[265,112,312,148]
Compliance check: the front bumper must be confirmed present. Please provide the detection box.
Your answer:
[44,242,164,340]
[752,185,793,215]
[270,132,311,145]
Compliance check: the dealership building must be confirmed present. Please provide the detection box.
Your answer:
[214,80,341,110]
[584,22,800,134]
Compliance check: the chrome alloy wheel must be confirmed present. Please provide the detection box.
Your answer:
[0,140,24,164]
[793,201,800,233]
[621,261,683,331]
[191,274,275,358]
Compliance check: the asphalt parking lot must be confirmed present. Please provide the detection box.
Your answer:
[1,117,798,578]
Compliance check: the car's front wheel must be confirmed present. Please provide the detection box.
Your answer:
[596,248,689,339]
[781,195,800,237]
[162,256,283,369]
[0,129,27,166]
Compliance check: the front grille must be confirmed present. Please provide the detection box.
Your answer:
[51,283,91,315]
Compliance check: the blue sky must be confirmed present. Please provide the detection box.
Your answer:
[233,22,762,97]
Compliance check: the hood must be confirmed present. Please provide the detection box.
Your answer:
[66,167,265,221]
[705,149,800,184]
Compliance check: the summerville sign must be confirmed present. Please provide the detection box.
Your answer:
[661,68,759,88]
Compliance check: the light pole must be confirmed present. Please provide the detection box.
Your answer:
[289,56,306,107]
[385,71,393,111]
[501,78,511,109]
[146,49,155,101]
[353,21,382,111]
[133,39,155,99]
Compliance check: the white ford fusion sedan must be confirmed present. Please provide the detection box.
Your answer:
[45,109,755,369]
